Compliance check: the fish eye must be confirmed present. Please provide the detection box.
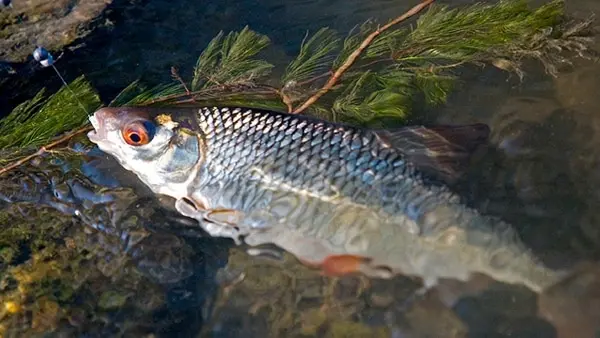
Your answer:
[122,120,156,146]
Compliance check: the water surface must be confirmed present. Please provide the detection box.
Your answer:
[2,0,600,337]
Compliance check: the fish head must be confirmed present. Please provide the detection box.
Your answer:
[87,107,203,198]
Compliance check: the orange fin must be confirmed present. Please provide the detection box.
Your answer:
[206,208,244,226]
[320,255,371,277]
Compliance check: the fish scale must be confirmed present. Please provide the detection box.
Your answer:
[199,107,415,221]
[189,107,561,291]
[88,106,566,292]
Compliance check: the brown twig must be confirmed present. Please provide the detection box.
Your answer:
[279,89,294,113]
[171,66,192,95]
[291,0,435,114]
[0,125,93,176]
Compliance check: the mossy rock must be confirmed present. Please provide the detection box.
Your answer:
[0,0,113,63]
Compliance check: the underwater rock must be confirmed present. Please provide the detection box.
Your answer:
[0,144,225,336]
[0,0,112,63]
[538,262,600,338]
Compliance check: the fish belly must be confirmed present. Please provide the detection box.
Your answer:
[220,181,563,293]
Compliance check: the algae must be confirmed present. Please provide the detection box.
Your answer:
[0,145,218,336]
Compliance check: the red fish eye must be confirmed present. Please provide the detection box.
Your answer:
[122,121,154,146]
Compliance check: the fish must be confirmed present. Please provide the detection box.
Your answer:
[87,106,566,293]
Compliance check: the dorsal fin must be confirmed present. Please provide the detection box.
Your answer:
[373,123,491,184]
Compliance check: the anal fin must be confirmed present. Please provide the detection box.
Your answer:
[318,255,395,279]
[320,255,369,277]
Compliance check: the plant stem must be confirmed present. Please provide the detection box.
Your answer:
[295,71,333,87]
[146,84,280,105]
[0,125,93,176]
[279,89,294,113]
[291,0,435,114]
[171,66,192,96]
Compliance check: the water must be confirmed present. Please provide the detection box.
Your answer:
[1,0,600,337]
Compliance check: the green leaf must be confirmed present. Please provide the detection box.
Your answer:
[282,28,340,85]
[0,90,47,131]
[365,27,409,59]
[332,70,412,123]
[392,0,583,76]
[125,82,185,106]
[113,0,593,123]
[191,30,225,90]
[108,79,146,107]
[333,21,374,69]
[0,76,101,150]
[191,26,274,90]
[413,71,456,106]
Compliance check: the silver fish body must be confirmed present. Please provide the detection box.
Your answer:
[88,106,564,292]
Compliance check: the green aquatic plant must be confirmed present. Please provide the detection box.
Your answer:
[314,0,594,122]
[282,27,341,85]
[191,26,274,91]
[119,0,595,122]
[0,76,100,150]
[0,0,596,168]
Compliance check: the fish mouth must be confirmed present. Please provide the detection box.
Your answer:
[89,113,101,131]
[87,113,104,144]
[87,130,99,144]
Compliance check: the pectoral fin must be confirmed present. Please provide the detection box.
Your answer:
[373,123,490,184]
[206,209,244,226]
[175,197,204,218]
[174,198,243,225]
[175,197,245,244]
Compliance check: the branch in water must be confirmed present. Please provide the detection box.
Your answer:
[0,126,93,176]
[291,0,435,114]
[171,66,192,96]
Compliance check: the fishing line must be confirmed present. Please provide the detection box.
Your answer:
[33,46,91,116]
